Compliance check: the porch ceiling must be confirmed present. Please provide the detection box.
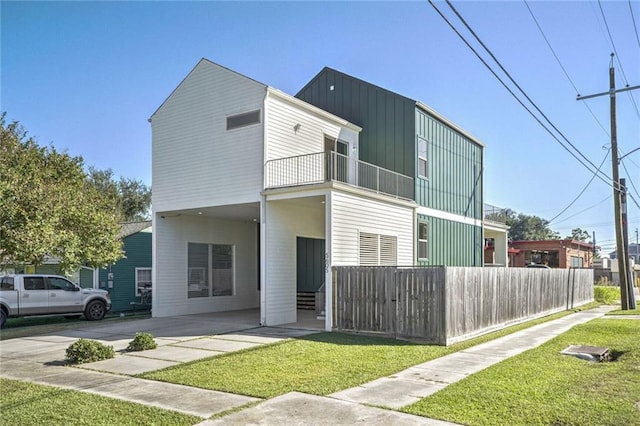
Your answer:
[160,202,260,222]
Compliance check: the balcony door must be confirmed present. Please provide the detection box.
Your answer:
[324,136,348,183]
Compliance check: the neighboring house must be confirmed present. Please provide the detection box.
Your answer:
[3,258,96,288]
[296,67,498,267]
[97,221,152,312]
[150,59,416,329]
[483,203,510,266]
[609,243,640,263]
[509,239,595,268]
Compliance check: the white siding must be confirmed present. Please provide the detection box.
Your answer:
[265,94,359,161]
[152,59,266,212]
[265,199,324,325]
[331,192,414,266]
[153,214,259,317]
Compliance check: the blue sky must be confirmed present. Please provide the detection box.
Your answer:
[2,0,639,254]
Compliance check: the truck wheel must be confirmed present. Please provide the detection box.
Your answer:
[0,310,6,329]
[85,301,106,321]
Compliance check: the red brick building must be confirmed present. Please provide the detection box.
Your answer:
[508,240,595,268]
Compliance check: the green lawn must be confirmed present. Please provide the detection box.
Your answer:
[0,378,199,426]
[607,308,640,315]
[141,305,597,398]
[402,319,640,426]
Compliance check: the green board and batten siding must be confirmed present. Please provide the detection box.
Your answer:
[98,229,152,312]
[416,108,483,218]
[296,67,415,178]
[297,67,483,266]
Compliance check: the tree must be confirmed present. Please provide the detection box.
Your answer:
[0,114,123,273]
[566,227,591,242]
[506,210,560,241]
[87,168,150,222]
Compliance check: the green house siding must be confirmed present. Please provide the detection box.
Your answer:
[418,215,483,267]
[416,109,483,218]
[296,67,416,177]
[99,230,151,312]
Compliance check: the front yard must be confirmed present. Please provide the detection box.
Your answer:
[402,318,640,425]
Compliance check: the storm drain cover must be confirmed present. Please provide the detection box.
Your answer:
[561,345,611,362]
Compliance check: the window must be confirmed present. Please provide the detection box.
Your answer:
[359,232,398,266]
[418,138,428,177]
[135,268,152,296]
[570,256,583,268]
[23,277,45,290]
[418,221,428,260]
[188,242,234,298]
[0,276,14,291]
[48,277,75,291]
[226,110,260,130]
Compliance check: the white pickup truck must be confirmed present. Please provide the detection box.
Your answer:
[0,274,111,329]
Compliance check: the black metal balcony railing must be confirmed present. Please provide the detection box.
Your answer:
[484,203,508,224]
[265,152,414,200]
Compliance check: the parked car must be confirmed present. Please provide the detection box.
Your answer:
[526,263,551,269]
[0,274,111,328]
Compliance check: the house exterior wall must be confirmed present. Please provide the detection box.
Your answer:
[297,68,484,267]
[331,191,414,266]
[510,240,594,268]
[415,108,483,218]
[296,68,415,177]
[419,214,483,266]
[265,199,325,325]
[151,59,266,212]
[265,92,359,161]
[153,214,259,317]
[99,230,151,312]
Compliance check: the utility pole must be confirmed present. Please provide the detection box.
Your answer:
[577,54,640,309]
[621,178,636,309]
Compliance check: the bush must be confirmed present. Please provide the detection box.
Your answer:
[594,285,621,304]
[126,332,157,352]
[65,339,115,364]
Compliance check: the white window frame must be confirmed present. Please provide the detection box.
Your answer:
[187,242,235,298]
[418,137,428,178]
[135,267,152,296]
[226,109,261,131]
[418,220,428,261]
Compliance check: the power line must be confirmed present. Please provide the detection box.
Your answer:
[630,0,640,50]
[621,159,640,201]
[548,150,610,223]
[550,195,612,225]
[597,0,640,119]
[429,0,616,190]
[523,0,611,138]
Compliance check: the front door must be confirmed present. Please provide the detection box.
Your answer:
[296,237,326,310]
[47,276,83,313]
[324,136,349,182]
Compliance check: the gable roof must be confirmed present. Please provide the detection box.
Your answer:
[297,66,483,147]
[149,58,268,121]
[118,221,152,239]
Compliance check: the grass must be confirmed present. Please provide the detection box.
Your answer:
[0,378,200,426]
[402,319,640,426]
[594,285,621,304]
[607,308,640,315]
[141,304,598,398]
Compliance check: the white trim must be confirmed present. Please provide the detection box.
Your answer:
[416,101,484,148]
[267,87,362,132]
[417,206,482,227]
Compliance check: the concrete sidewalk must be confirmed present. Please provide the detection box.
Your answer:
[329,305,616,409]
[0,305,619,424]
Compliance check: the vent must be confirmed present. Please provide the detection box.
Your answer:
[226,109,261,130]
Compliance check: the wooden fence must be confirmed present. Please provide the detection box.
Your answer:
[332,266,593,345]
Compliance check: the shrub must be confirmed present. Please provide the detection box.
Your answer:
[65,339,115,364]
[126,332,157,352]
[594,285,621,304]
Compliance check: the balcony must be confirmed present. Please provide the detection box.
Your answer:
[484,203,508,225]
[265,152,414,201]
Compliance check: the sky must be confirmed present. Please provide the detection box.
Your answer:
[2,0,639,255]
